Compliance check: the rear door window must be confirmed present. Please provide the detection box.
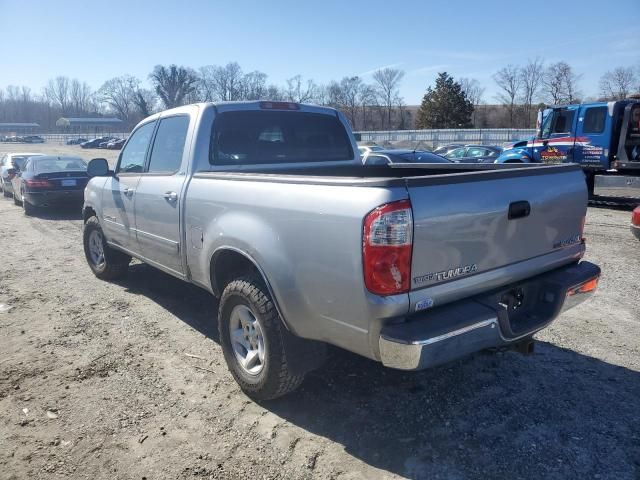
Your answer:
[147,116,190,174]
[211,110,353,165]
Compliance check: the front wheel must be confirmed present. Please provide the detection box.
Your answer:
[218,276,305,400]
[83,216,131,280]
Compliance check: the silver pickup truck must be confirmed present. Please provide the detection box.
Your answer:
[82,101,600,399]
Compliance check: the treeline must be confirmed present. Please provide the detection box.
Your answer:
[1,61,638,132]
[0,64,410,131]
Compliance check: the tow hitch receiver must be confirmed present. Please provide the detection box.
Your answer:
[511,338,535,355]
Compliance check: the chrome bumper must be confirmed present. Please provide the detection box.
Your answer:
[379,261,600,371]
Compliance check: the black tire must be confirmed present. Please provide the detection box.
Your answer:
[219,276,305,400]
[83,216,131,280]
[22,199,36,216]
[3,187,10,198]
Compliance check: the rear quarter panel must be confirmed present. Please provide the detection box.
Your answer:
[185,177,410,359]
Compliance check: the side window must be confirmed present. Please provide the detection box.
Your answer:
[583,107,607,134]
[552,110,576,134]
[467,147,485,157]
[117,121,156,173]
[445,148,466,159]
[147,116,190,174]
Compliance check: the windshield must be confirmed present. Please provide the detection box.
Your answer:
[211,110,353,165]
[32,158,87,174]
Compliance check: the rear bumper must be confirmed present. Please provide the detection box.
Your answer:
[631,224,640,240]
[594,175,640,198]
[379,261,600,370]
[24,190,84,207]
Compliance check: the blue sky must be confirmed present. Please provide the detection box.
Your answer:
[1,0,638,104]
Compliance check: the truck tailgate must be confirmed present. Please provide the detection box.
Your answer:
[407,165,587,296]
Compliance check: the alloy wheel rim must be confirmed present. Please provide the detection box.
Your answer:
[229,304,265,375]
[88,230,105,268]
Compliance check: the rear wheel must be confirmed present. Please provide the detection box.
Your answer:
[83,216,131,280]
[218,276,305,400]
[22,198,36,216]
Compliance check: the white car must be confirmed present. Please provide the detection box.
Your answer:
[0,153,45,198]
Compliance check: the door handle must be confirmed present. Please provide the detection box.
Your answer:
[123,188,134,197]
[508,201,531,219]
[163,191,178,202]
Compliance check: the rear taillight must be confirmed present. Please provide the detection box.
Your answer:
[25,179,53,189]
[363,199,413,295]
[632,207,640,227]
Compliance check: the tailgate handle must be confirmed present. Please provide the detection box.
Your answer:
[508,201,530,219]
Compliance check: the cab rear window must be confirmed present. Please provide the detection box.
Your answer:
[211,111,353,165]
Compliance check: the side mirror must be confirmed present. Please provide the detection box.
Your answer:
[365,155,391,166]
[87,158,111,177]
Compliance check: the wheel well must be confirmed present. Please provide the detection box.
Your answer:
[83,206,97,223]
[210,250,260,297]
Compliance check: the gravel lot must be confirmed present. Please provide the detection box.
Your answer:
[0,143,638,479]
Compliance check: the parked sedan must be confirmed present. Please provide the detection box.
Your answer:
[23,135,45,144]
[357,144,385,156]
[81,137,113,149]
[443,145,503,163]
[10,155,88,215]
[362,149,452,165]
[432,143,465,156]
[0,153,45,198]
[106,138,126,150]
[66,137,88,145]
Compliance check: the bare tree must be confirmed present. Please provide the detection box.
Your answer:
[459,77,485,127]
[240,71,268,100]
[599,67,636,100]
[70,79,93,114]
[285,75,317,103]
[493,65,522,127]
[519,58,544,127]
[149,65,198,109]
[44,76,71,114]
[372,68,405,129]
[358,84,377,130]
[543,62,581,105]
[339,76,363,129]
[133,88,157,118]
[98,76,141,123]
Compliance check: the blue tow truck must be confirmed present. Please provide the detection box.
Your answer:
[497,98,640,198]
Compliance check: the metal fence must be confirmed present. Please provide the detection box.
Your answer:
[35,133,130,144]
[355,128,536,147]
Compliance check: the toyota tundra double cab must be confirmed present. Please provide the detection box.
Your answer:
[81,101,600,399]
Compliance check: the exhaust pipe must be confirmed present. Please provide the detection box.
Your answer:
[511,338,535,355]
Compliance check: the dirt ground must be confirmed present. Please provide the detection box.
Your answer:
[0,143,639,479]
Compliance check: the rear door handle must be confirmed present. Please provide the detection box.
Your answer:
[163,191,178,202]
[508,201,531,219]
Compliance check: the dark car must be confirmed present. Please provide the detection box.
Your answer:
[432,143,465,156]
[106,138,126,150]
[362,149,452,166]
[632,206,640,240]
[9,155,88,215]
[23,135,45,144]
[66,137,88,145]
[443,145,503,163]
[81,137,112,149]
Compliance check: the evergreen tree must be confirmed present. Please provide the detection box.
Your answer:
[416,72,474,129]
